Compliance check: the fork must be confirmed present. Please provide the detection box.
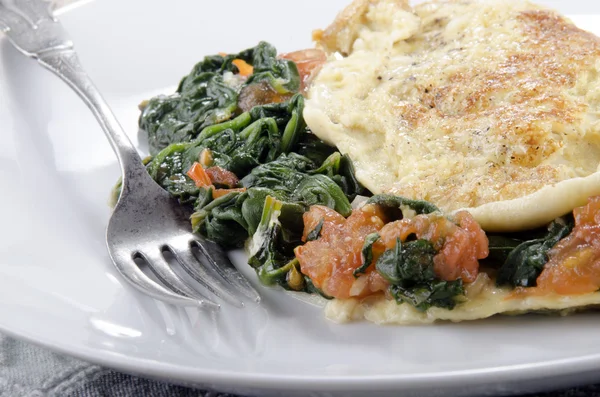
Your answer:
[0,0,260,309]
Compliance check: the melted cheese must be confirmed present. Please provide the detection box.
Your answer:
[305,0,600,232]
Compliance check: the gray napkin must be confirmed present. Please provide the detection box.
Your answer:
[1,333,600,397]
[0,334,226,397]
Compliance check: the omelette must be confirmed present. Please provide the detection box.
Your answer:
[306,0,600,232]
[298,0,600,324]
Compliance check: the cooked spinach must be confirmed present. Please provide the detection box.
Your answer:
[132,43,373,293]
[495,216,574,288]
[140,42,301,154]
[190,152,354,248]
[376,238,464,311]
[247,196,306,290]
[354,233,380,277]
[242,152,353,216]
[245,43,300,94]
[144,94,305,204]
[485,235,524,264]
[365,194,439,221]
[306,218,324,242]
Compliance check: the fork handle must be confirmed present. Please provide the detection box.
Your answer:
[37,49,147,178]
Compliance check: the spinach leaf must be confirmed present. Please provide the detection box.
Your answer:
[190,152,354,249]
[496,217,574,288]
[306,218,324,242]
[366,194,439,221]
[245,42,300,94]
[247,196,306,290]
[295,132,337,165]
[140,66,238,155]
[145,94,306,198]
[485,235,524,265]
[376,238,464,311]
[140,42,301,154]
[242,153,353,216]
[310,152,367,202]
[145,143,199,205]
[354,233,380,277]
[190,190,250,248]
[389,280,464,311]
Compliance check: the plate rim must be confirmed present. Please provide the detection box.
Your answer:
[3,320,600,391]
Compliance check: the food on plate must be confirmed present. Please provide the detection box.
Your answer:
[123,0,600,324]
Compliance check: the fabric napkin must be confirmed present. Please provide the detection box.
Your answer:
[1,333,600,397]
[0,334,223,397]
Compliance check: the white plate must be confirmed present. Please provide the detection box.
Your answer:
[1,1,600,396]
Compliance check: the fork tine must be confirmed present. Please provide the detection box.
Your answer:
[193,238,261,303]
[167,239,252,308]
[110,251,218,310]
[137,249,221,309]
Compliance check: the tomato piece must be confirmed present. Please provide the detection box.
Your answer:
[295,205,386,299]
[212,187,247,199]
[526,196,600,295]
[238,82,292,112]
[205,166,240,188]
[232,59,254,76]
[186,162,211,187]
[378,211,487,283]
[295,205,488,299]
[301,205,345,242]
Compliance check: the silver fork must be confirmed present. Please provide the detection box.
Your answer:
[0,0,260,309]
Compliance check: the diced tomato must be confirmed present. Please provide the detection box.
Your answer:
[301,205,345,242]
[378,211,487,283]
[187,162,244,199]
[186,162,211,187]
[212,187,247,199]
[295,205,386,299]
[296,203,489,299]
[232,59,254,76]
[525,196,600,295]
[205,166,240,188]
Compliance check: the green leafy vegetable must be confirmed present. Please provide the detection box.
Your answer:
[190,152,354,248]
[130,42,371,293]
[310,152,366,202]
[366,194,439,221]
[139,42,301,154]
[495,216,574,288]
[144,94,305,203]
[389,280,464,312]
[241,152,353,216]
[354,233,380,277]
[306,218,324,242]
[190,190,250,247]
[247,196,305,289]
[376,238,464,311]
[485,235,525,265]
[245,43,300,94]
[140,63,238,155]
